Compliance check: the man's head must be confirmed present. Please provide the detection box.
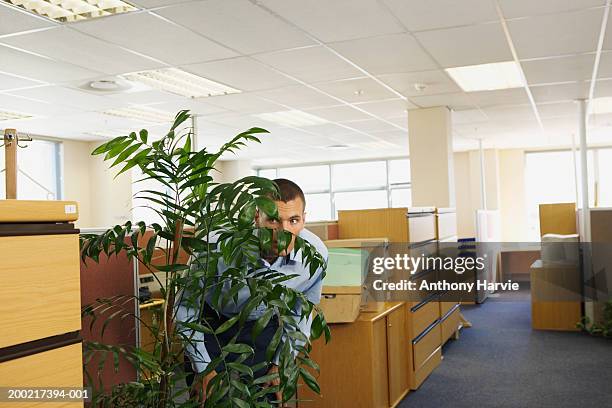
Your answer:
[256,178,306,257]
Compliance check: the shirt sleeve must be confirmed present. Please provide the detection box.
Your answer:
[174,276,211,373]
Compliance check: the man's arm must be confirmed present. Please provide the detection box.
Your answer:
[175,276,211,373]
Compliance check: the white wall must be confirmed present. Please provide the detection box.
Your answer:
[499,149,528,241]
[62,140,132,228]
[63,140,93,228]
[453,149,527,240]
[213,160,254,184]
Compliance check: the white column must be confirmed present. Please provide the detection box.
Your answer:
[407,106,455,208]
[213,160,254,184]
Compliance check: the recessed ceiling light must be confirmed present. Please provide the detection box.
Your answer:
[101,106,174,123]
[254,110,329,127]
[0,110,33,121]
[445,61,523,92]
[121,68,241,98]
[1,0,138,23]
[590,97,612,115]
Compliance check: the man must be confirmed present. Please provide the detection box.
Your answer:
[176,178,328,404]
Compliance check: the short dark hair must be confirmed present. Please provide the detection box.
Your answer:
[273,178,306,210]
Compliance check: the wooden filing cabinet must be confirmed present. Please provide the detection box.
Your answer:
[301,303,410,408]
[338,207,436,243]
[407,296,441,390]
[0,200,83,407]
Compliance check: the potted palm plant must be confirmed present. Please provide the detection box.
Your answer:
[80,110,330,407]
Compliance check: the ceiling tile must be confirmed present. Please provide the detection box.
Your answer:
[253,85,339,109]
[155,0,314,54]
[410,92,473,109]
[298,123,356,137]
[522,54,596,85]
[0,3,55,36]
[313,77,397,103]
[73,12,237,65]
[104,89,187,105]
[0,71,42,91]
[509,9,602,59]
[592,78,612,98]
[530,82,590,102]
[537,101,578,118]
[7,85,120,110]
[414,22,512,68]
[377,70,461,97]
[467,88,529,107]
[0,93,76,116]
[153,99,228,116]
[451,108,488,124]
[258,0,404,43]
[0,27,163,75]
[204,93,286,114]
[480,104,535,121]
[597,51,612,79]
[381,0,498,32]
[0,44,102,83]
[353,98,412,119]
[331,33,438,75]
[339,119,399,133]
[128,0,195,8]
[183,57,297,91]
[305,105,371,122]
[498,0,605,19]
[253,46,363,83]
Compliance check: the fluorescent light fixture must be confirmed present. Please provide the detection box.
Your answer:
[122,68,241,98]
[254,110,329,127]
[590,97,612,115]
[445,61,523,92]
[0,110,32,121]
[84,128,133,138]
[101,106,174,123]
[2,0,137,23]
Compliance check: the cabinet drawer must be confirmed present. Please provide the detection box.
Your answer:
[407,214,436,243]
[412,347,442,390]
[412,322,441,370]
[319,293,361,323]
[0,343,84,407]
[0,234,81,348]
[411,301,440,337]
[441,307,461,344]
[440,301,458,317]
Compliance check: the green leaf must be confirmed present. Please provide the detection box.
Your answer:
[139,129,148,144]
[265,327,283,361]
[231,398,250,408]
[251,309,274,342]
[255,196,278,220]
[300,368,320,394]
[226,362,253,377]
[222,343,254,355]
[214,315,239,335]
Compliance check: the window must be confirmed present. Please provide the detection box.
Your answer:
[278,165,329,192]
[332,161,386,190]
[0,139,61,200]
[304,193,332,221]
[525,150,594,240]
[334,190,388,217]
[257,157,412,221]
[596,148,612,207]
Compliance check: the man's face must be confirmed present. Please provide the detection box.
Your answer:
[256,198,305,257]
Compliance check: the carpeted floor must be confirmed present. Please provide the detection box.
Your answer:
[399,290,612,408]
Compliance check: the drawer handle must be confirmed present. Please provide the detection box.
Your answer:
[323,294,336,299]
